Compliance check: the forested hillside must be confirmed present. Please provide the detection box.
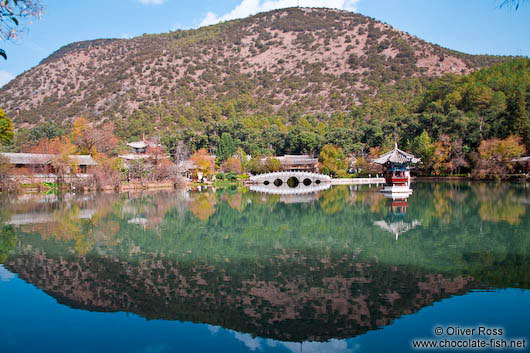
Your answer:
[1,7,502,130]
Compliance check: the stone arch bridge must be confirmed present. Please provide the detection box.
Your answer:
[249,171,331,193]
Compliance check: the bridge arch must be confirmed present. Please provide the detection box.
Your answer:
[249,171,332,189]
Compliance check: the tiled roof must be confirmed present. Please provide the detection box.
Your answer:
[372,144,420,165]
[279,155,318,165]
[126,141,161,149]
[1,153,97,166]
[70,155,98,166]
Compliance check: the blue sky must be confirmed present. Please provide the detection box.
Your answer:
[0,0,529,86]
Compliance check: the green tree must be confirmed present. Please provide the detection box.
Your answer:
[217,132,236,162]
[0,108,14,144]
[28,122,64,142]
[505,90,529,143]
[264,157,281,172]
[411,131,434,172]
[319,144,347,177]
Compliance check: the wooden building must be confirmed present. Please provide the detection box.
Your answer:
[276,155,319,172]
[1,153,97,175]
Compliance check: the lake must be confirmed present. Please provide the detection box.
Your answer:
[0,182,529,352]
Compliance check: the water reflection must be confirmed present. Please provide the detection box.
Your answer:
[0,182,529,349]
[374,195,421,240]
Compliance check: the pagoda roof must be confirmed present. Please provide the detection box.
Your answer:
[373,220,421,240]
[372,144,420,165]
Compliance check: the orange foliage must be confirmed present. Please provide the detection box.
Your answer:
[190,148,215,177]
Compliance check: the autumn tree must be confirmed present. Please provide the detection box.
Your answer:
[189,191,216,221]
[0,153,14,191]
[472,135,525,179]
[221,156,242,174]
[449,138,469,175]
[319,144,347,177]
[146,145,166,165]
[49,137,78,181]
[190,148,214,179]
[355,147,384,175]
[431,134,452,175]
[72,117,118,156]
[92,155,123,189]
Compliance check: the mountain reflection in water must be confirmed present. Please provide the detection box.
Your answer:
[0,183,529,351]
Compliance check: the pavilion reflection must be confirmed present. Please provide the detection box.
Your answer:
[374,194,421,240]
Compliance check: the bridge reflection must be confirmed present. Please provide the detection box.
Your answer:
[249,182,331,195]
[250,171,332,197]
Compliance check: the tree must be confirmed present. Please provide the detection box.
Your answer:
[221,157,242,174]
[319,144,347,177]
[48,137,78,181]
[28,122,63,142]
[0,153,14,191]
[217,132,236,162]
[431,134,452,175]
[411,131,434,173]
[190,148,214,179]
[264,157,281,172]
[72,117,118,156]
[92,155,122,189]
[247,156,265,174]
[0,0,44,59]
[0,108,14,144]
[0,225,16,262]
[472,135,525,179]
[505,90,529,143]
[161,133,189,163]
[500,0,528,9]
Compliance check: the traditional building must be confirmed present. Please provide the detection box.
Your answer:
[119,140,166,167]
[275,155,319,172]
[373,144,420,198]
[1,153,97,175]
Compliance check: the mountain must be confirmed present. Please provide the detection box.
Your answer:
[0,7,504,130]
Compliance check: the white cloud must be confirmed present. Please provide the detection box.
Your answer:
[207,325,220,335]
[200,0,360,26]
[281,339,355,353]
[0,265,15,282]
[139,0,166,5]
[0,70,14,88]
[233,332,262,351]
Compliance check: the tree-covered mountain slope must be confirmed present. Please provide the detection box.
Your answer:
[0,7,504,128]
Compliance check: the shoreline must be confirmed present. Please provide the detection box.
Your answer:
[6,175,530,194]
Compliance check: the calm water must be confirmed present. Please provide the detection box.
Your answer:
[0,182,529,353]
